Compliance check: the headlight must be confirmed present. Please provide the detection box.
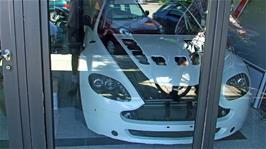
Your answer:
[89,73,131,102]
[224,73,249,100]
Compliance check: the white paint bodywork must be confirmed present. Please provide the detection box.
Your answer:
[78,0,250,144]
[79,27,250,144]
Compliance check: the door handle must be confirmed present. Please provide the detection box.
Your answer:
[0,49,11,61]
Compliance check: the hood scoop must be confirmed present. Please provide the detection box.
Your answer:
[123,39,149,65]
[151,56,166,66]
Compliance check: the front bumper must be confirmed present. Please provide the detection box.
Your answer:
[80,89,249,144]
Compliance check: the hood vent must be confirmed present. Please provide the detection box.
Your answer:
[122,39,135,44]
[151,56,166,66]
[175,57,188,66]
[122,39,141,51]
[191,53,200,65]
[123,39,149,65]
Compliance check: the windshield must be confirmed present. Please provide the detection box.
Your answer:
[106,3,145,20]
[151,2,204,35]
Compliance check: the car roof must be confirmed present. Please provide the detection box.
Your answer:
[108,0,139,4]
[156,1,189,13]
[165,1,191,6]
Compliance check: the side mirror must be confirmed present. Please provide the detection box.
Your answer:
[83,15,92,28]
[144,10,149,16]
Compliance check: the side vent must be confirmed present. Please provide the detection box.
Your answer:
[151,56,166,66]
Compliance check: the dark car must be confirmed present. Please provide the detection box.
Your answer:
[98,1,163,36]
[153,1,192,34]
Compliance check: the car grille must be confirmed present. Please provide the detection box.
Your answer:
[121,99,230,121]
[128,128,221,138]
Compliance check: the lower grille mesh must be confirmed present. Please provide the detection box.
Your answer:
[128,128,221,138]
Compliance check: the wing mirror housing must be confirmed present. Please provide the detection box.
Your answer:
[144,10,149,16]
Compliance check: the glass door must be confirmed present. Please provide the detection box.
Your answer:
[47,0,208,147]
[48,0,198,147]
[38,0,231,148]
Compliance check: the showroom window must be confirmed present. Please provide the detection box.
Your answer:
[1,0,266,148]
[46,0,266,148]
[48,0,212,148]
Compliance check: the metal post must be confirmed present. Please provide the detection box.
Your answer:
[192,0,231,149]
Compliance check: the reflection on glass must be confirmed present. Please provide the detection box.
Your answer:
[48,0,216,147]
[214,0,266,148]
[0,48,9,148]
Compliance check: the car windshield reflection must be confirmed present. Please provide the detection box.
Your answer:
[107,4,145,20]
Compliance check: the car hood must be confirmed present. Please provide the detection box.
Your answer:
[114,34,239,87]
[81,31,240,98]
[110,17,161,34]
[114,34,200,87]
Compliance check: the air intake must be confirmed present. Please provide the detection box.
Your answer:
[151,56,166,65]
[123,39,149,65]
[175,57,188,66]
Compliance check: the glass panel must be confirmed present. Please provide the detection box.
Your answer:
[214,0,266,148]
[48,0,215,148]
[0,43,9,148]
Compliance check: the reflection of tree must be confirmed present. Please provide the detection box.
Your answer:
[193,0,208,14]
[175,0,207,34]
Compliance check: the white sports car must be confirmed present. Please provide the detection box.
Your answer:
[79,0,250,144]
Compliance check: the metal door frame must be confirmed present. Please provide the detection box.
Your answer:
[193,1,231,148]
[0,0,30,148]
